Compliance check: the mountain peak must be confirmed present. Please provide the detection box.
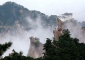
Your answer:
[3,1,17,6]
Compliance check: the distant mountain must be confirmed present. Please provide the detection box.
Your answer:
[0,1,85,33]
[0,2,57,31]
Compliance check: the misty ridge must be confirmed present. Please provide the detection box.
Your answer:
[0,1,85,57]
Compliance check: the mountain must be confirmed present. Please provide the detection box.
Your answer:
[0,2,57,32]
[28,37,44,58]
[0,1,85,33]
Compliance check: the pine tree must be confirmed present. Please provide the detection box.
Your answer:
[1,29,85,60]
[1,49,35,60]
[43,29,85,60]
[0,42,12,58]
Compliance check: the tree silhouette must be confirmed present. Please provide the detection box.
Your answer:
[1,49,35,60]
[43,29,85,60]
[0,42,12,58]
[1,29,85,60]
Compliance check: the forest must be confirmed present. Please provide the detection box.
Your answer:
[0,29,85,60]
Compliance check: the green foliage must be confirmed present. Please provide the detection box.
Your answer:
[1,50,34,60]
[1,29,85,60]
[0,2,57,32]
[1,49,43,60]
[0,42,12,57]
[43,29,85,60]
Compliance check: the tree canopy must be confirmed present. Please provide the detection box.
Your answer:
[0,42,12,57]
[1,29,85,60]
[43,29,85,60]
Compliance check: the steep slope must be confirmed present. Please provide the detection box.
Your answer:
[0,2,57,33]
[0,1,85,33]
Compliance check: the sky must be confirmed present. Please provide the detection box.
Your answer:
[0,0,85,22]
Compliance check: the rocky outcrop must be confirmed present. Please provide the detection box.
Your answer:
[27,36,44,58]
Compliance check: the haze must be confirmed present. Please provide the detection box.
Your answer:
[0,0,85,21]
[0,0,85,57]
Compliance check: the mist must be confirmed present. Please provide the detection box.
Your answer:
[0,13,85,58]
[0,16,53,57]
[63,20,85,43]
[60,13,85,43]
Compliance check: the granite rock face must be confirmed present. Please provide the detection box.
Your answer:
[27,36,44,58]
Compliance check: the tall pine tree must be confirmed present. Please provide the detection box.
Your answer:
[43,29,85,60]
[0,42,12,58]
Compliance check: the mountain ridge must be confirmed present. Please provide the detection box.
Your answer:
[0,1,85,33]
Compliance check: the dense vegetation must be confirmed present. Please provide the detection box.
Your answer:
[43,30,85,60]
[0,2,56,29]
[0,2,85,33]
[0,42,12,58]
[0,29,85,60]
